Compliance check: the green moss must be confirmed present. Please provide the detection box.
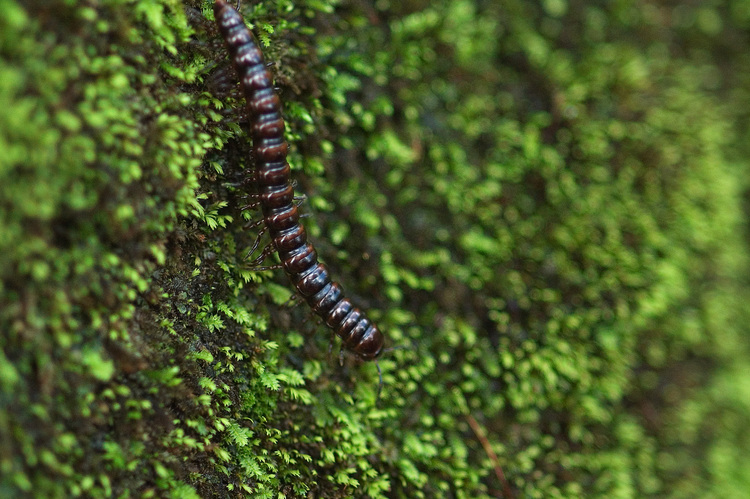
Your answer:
[2,0,750,497]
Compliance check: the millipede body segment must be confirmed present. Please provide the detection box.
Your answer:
[214,0,384,360]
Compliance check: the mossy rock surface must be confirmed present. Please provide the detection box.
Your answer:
[2,0,750,497]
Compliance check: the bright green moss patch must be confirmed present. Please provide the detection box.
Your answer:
[2,0,750,497]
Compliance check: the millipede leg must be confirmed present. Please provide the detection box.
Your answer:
[243,217,265,230]
[281,293,304,309]
[206,64,238,96]
[381,344,412,354]
[248,264,283,271]
[245,225,268,259]
[241,193,262,211]
[375,361,383,403]
[242,201,261,210]
[246,243,275,266]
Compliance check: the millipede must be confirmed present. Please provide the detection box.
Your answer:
[213,0,385,371]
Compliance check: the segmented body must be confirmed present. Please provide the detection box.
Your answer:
[214,0,384,360]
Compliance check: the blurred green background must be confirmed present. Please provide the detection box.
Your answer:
[2,0,749,497]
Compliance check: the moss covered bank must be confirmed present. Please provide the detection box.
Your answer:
[2,0,750,497]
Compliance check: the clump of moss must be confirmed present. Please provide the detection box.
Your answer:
[0,0,210,495]
[303,0,750,496]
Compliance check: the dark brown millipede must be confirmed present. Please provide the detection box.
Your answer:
[214,0,385,376]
